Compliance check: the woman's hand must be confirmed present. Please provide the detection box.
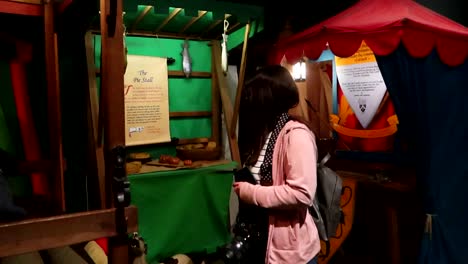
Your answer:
[233,182,241,196]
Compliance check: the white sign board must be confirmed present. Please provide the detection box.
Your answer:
[335,41,387,128]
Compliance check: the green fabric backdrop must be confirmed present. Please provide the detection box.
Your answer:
[93,35,214,155]
[128,162,236,262]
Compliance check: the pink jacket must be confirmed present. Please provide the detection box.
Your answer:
[238,120,321,264]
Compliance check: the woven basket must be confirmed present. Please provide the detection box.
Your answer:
[176,147,221,161]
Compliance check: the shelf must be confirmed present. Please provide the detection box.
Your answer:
[0,206,138,258]
[170,111,211,118]
[167,70,212,78]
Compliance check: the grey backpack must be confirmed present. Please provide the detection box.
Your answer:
[309,153,343,257]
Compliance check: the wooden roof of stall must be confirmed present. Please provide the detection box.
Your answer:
[90,0,264,40]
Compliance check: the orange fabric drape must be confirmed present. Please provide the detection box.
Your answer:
[335,86,397,152]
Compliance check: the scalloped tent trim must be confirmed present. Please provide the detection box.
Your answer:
[273,0,468,67]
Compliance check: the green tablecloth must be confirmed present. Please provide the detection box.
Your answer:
[128,162,236,263]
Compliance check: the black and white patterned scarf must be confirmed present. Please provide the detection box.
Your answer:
[259,112,290,186]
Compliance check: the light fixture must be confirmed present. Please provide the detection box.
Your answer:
[292,58,306,81]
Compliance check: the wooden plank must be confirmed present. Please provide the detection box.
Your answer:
[211,46,221,145]
[179,10,208,34]
[226,22,242,34]
[168,70,211,78]
[85,32,106,209]
[5,0,42,4]
[211,40,241,167]
[170,111,211,118]
[200,17,227,37]
[0,0,42,16]
[130,5,153,32]
[100,0,132,262]
[96,69,211,78]
[100,0,126,208]
[154,8,182,33]
[0,206,138,258]
[44,0,65,213]
[230,21,250,137]
[91,30,213,41]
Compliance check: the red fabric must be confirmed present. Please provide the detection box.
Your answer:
[273,0,468,66]
[95,238,108,255]
[10,61,48,195]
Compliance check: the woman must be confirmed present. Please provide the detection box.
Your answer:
[234,65,320,264]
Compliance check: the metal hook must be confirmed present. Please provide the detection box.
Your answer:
[223,19,229,33]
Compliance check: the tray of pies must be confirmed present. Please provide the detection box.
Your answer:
[127,152,152,163]
[146,154,197,168]
[176,141,220,161]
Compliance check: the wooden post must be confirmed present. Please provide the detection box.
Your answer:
[84,32,106,209]
[212,41,241,167]
[99,0,126,208]
[44,0,65,212]
[230,21,250,137]
[211,47,221,145]
[100,0,129,262]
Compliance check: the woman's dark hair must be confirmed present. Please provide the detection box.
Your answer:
[239,64,308,166]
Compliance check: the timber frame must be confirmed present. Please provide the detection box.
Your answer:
[0,0,137,262]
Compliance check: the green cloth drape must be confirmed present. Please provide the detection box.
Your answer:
[128,162,236,262]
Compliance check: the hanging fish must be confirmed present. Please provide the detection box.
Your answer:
[181,39,192,78]
[221,19,229,74]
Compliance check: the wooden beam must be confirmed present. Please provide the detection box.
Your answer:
[130,5,153,32]
[168,70,211,78]
[85,32,106,209]
[230,22,250,137]
[201,20,222,37]
[0,0,42,16]
[44,0,65,213]
[226,22,242,34]
[179,10,208,34]
[154,8,182,34]
[170,111,211,118]
[211,40,241,167]
[5,0,42,4]
[100,0,132,263]
[100,0,126,208]
[91,30,212,41]
[0,206,138,258]
[151,0,263,22]
[211,48,221,146]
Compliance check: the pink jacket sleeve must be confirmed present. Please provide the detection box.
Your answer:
[239,128,317,209]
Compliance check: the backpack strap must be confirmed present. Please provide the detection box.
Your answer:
[319,153,332,166]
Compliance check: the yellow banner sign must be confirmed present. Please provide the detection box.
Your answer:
[124,55,171,146]
[335,41,377,66]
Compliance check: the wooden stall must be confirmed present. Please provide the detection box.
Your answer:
[0,0,264,262]
[82,0,265,262]
[0,0,137,262]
